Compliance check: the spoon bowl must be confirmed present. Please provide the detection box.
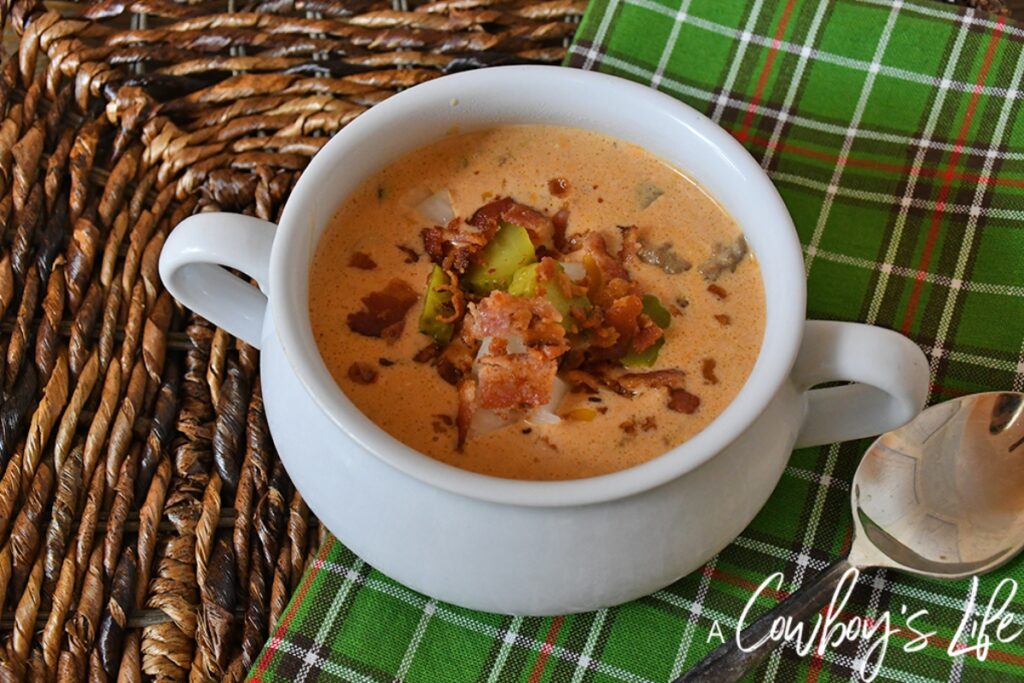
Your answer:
[852,391,1024,578]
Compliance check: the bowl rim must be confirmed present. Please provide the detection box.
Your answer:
[269,65,806,508]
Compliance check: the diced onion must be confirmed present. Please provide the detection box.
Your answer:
[416,189,455,225]
[561,261,586,282]
[527,376,569,426]
[475,335,525,363]
[527,409,561,425]
[475,336,492,361]
[505,335,527,354]
[470,408,518,437]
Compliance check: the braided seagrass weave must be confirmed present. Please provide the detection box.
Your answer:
[0,0,582,679]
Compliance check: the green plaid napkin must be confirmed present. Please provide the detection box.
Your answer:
[248,0,1024,681]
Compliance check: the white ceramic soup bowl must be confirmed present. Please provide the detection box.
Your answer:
[160,65,929,615]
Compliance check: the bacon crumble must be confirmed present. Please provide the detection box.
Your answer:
[346,278,418,340]
[548,177,571,197]
[707,283,728,300]
[348,251,377,270]
[347,362,378,385]
[702,359,719,385]
[668,388,701,414]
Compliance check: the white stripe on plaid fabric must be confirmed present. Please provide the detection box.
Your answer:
[567,43,1024,163]
[668,555,719,678]
[313,561,659,683]
[785,464,850,490]
[917,344,1019,373]
[485,615,524,683]
[709,0,766,123]
[569,610,607,683]
[864,13,971,326]
[807,247,1024,298]
[293,557,366,683]
[947,578,981,683]
[853,570,892,679]
[858,0,1024,39]
[579,0,620,69]
[928,41,1024,401]
[771,169,1024,221]
[650,0,693,89]
[1015,342,1024,392]
[623,0,1018,98]
[264,638,383,683]
[804,0,900,275]
[760,0,831,170]
[949,654,965,683]
[764,442,842,681]
[393,599,436,682]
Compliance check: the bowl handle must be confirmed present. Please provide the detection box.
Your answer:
[158,212,277,349]
[791,320,929,448]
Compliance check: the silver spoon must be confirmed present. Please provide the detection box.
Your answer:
[678,391,1024,682]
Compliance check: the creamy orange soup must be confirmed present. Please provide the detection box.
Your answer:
[309,125,765,480]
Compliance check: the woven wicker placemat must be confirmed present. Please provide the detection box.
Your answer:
[0,0,582,679]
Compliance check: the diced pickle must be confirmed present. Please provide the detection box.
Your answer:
[417,264,455,344]
[463,222,536,294]
[622,295,671,367]
[508,261,590,331]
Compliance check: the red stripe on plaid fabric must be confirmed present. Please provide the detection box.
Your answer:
[737,131,1024,189]
[735,0,798,143]
[707,566,790,601]
[804,523,858,680]
[901,16,1006,335]
[250,542,334,680]
[527,615,565,683]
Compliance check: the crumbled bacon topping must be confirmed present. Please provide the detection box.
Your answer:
[707,283,728,300]
[668,388,701,414]
[465,291,566,357]
[702,359,718,385]
[348,192,730,449]
[468,197,553,246]
[618,369,687,392]
[548,177,571,197]
[346,279,418,339]
[456,378,476,450]
[476,349,558,412]
[348,252,377,270]
[581,231,630,286]
[552,207,570,252]
[347,362,378,385]
[618,225,640,263]
[397,244,420,263]
[421,221,489,273]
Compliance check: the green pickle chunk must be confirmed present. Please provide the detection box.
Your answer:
[463,222,536,294]
[417,264,455,344]
[622,294,671,367]
[508,261,590,331]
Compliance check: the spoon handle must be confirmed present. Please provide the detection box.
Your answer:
[675,558,855,683]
